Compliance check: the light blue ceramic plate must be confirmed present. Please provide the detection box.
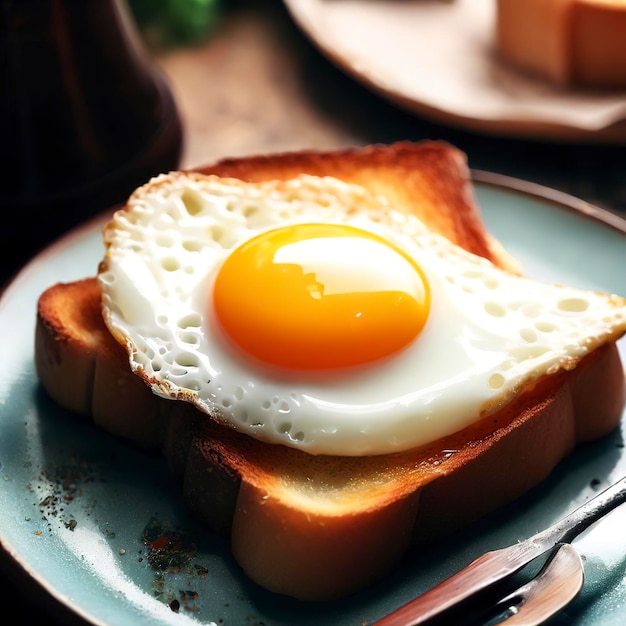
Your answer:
[1,174,626,626]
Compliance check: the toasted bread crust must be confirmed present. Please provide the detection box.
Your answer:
[33,141,625,601]
[196,141,520,274]
[35,277,163,448]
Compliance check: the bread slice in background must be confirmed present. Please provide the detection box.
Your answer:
[496,0,626,88]
[34,141,626,601]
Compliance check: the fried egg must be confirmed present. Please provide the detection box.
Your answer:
[98,172,626,456]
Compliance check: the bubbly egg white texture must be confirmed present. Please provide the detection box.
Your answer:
[98,173,626,456]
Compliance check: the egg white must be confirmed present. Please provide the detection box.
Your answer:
[98,172,626,456]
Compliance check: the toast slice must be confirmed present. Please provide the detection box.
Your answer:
[34,141,626,601]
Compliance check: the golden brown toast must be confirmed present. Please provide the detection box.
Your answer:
[34,141,626,601]
[198,140,520,274]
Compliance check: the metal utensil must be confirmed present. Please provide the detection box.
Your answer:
[374,475,626,625]
[470,543,584,625]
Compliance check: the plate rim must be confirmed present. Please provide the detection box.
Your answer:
[472,169,626,234]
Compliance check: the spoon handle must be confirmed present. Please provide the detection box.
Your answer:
[531,475,626,548]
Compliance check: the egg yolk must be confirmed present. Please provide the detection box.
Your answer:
[212,223,430,370]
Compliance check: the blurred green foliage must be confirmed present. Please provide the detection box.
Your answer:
[128,0,224,46]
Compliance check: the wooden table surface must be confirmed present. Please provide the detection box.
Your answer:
[2,0,625,623]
